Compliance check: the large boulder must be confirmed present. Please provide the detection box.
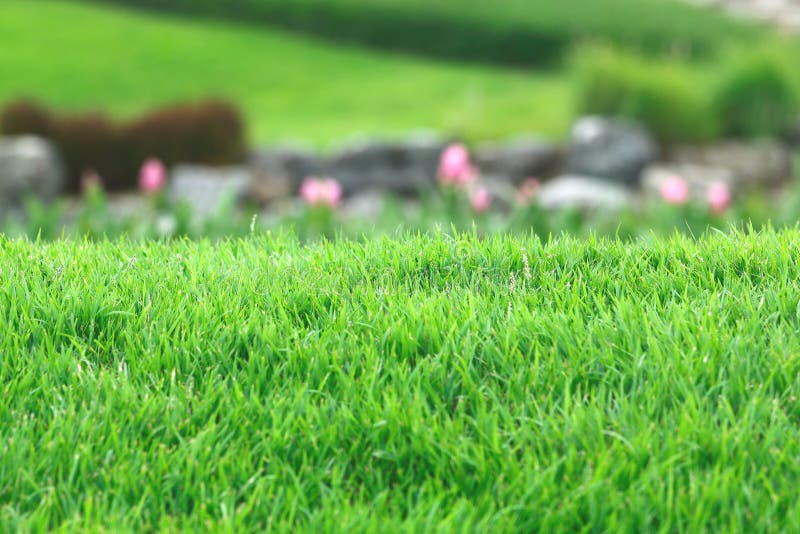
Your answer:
[325,135,447,196]
[668,141,792,191]
[0,136,64,213]
[537,175,635,211]
[475,135,562,183]
[565,116,658,186]
[170,165,251,219]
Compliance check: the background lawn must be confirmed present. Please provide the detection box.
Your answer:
[83,0,765,67]
[3,231,800,530]
[0,1,574,144]
[2,0,778,145]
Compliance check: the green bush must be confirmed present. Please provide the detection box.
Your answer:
[572,46,717,143]
[713,51,799,138]
[80,0,762,68]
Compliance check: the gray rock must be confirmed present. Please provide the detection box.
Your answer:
[0,136,65,213]
[668,141,792,190]
[783,120,800,148]
[537,175,635,211]
[247,161,293,206]
[565,116,658,186]
[341,190,385,220]
[477,177,519,212]
[325,136,447,196]
[475,136,562,183]
[641,164,734,201]
[249,145,321,197]
[105,193,149,218]
[170,165,251,219]
[690,0,800,33]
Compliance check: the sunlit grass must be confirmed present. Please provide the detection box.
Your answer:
[3,230,800,530]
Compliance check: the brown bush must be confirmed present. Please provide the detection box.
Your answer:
[126,99,246,167]
[53,113,128,192]
[0,100,55,137]
[0,99,247,192]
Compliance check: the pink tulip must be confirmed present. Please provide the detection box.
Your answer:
[516,177,541,206]
[139,158,166,194]
[707,181,731,215]
[659,176,689,205]
[300,177,343,207]
[438,143,476,186]
[470,186,492,213]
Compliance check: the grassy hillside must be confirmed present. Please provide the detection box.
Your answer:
[84,0,764,67]
[0,1,573,144]
[3,231,800,530]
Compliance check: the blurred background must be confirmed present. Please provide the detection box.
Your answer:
[1,0,800,240]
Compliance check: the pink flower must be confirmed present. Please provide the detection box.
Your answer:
[516,177,541,206]
[659,176,689,205]
[138,158,166,195]
[470,186,492,213]
[707,181,731,215]
[300,177,343,207]
[438,143,477,186]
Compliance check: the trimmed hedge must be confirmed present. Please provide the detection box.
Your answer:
[0,100,246,192]
[81,0,761,68]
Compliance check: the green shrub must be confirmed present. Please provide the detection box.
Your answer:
[572,46,717,143]
[713,50,799,138]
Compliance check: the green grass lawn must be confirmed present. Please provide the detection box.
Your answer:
[0,1,573,145]
[3,230,800,530]
[85,0,764,67]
